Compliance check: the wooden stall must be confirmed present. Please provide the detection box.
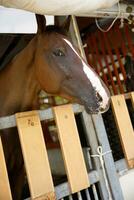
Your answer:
[0,12,127,200]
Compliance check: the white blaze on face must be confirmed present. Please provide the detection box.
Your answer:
[63,38,110,112]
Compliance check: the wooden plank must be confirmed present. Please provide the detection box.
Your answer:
[111,95,134,168]
[130,92,134,108]
[0,104,83,130]
[0,137,12,200]
[15,111,55,199]
[53,104,89,193]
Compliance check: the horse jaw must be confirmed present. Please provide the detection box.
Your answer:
[63,38,110,114]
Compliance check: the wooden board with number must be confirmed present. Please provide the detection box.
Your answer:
[16,111,55,199]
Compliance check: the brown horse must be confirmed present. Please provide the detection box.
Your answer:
[0,15,110,199]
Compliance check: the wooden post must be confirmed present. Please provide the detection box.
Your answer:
[0,137,12,200]
[15,111,55,200]
[111,95,134,168]
[53,104,89,193]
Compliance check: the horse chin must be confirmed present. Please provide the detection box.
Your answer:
[84,102,110,115]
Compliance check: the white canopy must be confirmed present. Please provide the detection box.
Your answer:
[0,6,54,33]
[0,0,118,16]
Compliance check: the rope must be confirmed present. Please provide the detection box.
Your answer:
[95,1,121,32]
[91,146,113,200]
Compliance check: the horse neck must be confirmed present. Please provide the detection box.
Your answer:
[0,36,41,117]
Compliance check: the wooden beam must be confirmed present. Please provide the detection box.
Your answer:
[15,111,55,199]
[111,95,134,168]
[53,104,89,193]
[0,137,12,200]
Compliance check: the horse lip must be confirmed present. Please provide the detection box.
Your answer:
[83,96,110,114]
[84,104,109,114]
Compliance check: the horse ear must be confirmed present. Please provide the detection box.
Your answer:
[55,16,71,32]
[62,16,71,32]
[36,14,46,34]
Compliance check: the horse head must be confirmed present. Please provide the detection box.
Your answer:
[35,15,110,114]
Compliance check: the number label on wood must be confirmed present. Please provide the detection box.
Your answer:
[16,111,55,199]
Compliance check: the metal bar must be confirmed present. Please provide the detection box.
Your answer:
[111,26,127,82]
[77,192,83,200]
[102,32,124,93]
[85,189,91,200]
[91,34,109,87]
[69,195,73,200]
[24,171,99,200]
[86,37,99,74]
[0,104,83,130]
[92,184,99,200]
[116,25,127,57]
[86,148,93,170]
[55,170,99,200]
[81,111,110,200]
[97,31,117,94]
[91,114,124,200]
[125,25,134,58]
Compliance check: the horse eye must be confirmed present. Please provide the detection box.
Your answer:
[53,49,65,57]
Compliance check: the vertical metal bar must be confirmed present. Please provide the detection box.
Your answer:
[77,192,83,200]
[86,148,93,170]
[90,35,101,74]
[91,114,124,200]
[102,32,124,93]
[81,111,110,200]
[91,34,109,87]
[92,184,99,200]
[85,189,91,200]
[112,26,127,81]
[69,195,73,200]
[125,25,134,58]
[97,32,117,94]
[87,37,99,74]
[116,25,127,57]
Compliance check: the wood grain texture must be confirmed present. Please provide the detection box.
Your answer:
[111,95,134,168]
[53,104,89,193]
[0,137,12,200]
[15,111,55,199]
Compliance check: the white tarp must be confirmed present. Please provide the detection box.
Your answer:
[0,0,118,16]
[0,6,54,33]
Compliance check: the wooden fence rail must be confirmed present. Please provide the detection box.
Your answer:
[0,104,89,199]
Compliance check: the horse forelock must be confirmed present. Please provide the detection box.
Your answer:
[45,25,67,36]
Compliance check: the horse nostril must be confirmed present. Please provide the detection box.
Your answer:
[99,107,105,113]
[96,92,103,103]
